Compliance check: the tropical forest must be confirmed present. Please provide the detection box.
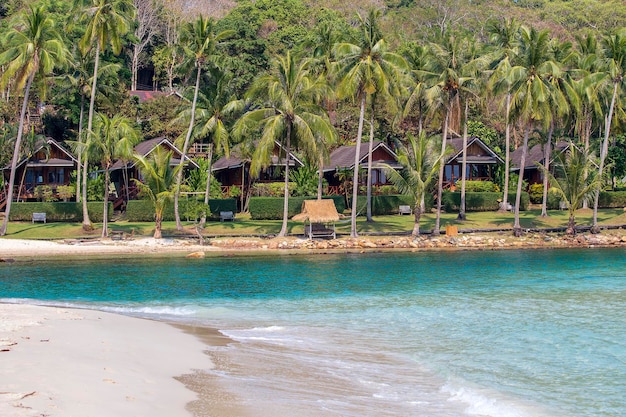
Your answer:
[1,0,626,239]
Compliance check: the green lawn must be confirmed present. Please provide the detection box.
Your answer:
[3,207,626,240]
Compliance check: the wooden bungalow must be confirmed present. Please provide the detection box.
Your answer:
[322,141,402,195]
[1,138,78,202]
[108,137,199,211]
[444,137,504,190]
[212,141,304,204]
[510,141,569,185]
[292,199,341,239]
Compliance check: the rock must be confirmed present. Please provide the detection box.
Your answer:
[186,251,205,259]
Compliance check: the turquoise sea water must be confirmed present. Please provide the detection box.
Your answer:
[1,248,625,416]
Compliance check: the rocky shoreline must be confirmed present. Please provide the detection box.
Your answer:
[209,229,626,252]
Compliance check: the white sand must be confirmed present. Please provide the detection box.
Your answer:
[0,303,213,417]
[0,237,219,258]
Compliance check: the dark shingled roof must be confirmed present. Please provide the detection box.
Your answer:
[110,137,199,171]
[323,141,401,172]
[510,141,569,170]
[212,141,303,172]
[129,90,183,103]
[446,136,504,164]
[5,138,78,171]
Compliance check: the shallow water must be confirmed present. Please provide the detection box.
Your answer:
[1,248,625,416]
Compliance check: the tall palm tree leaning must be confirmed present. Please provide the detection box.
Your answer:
[234,52,336,237]
[508,26,558,237]
[174,16,234,231]
[424,33,471,234]
[591,31,626,233]
[334,8,406,236]
[86,113,140,238]
[133,147,183,239]
[75,0,134,231]
[0,5,67,236]
[385,132,443,237]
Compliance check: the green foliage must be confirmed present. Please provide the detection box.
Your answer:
[462,180,499,193]
[34,185,56,202]
[138,95,187,139]
[125,198,237,221]
[56,185,76,202]
[442,192,530,212]
[467,120,501,153]
[9,202,111,222]
[598,191,626,208]
[289,165,319,197]
[251,182,295,197]
[529,183,544,203]
[249,196,344,220]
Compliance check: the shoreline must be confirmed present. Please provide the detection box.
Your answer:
[2,229,626,261]
[0,303,218,417]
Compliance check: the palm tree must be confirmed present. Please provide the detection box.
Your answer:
[234,52,335,237]
[334,8,406,235]
[86,113,140,238]
[385,132,443,236]
[424,33,473,234]
[174,16,234,231]
[540,142,600,234]
[133,147,183,239]
[402,43,430,136]
[591,31,626,233]
[0,5,67,236]
[486,18,520,213]
[508,26,560,236]
[173,67,243,226]
[75,0,134,230]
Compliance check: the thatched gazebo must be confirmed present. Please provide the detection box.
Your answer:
[292,200,340,239]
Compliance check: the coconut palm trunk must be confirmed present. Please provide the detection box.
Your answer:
[280,124,292,237]
[541,121,554,217]
[175,62,202,230]
[458,101,469,220]
[433,111,450,235]
[591,82,618,233]
[351,95,367,237]
[200,143,214,226]
[513,123,531,236]
[0,72,34,236]
[82,42,101,230]
[499,93,512,212]
[366,107,375,222]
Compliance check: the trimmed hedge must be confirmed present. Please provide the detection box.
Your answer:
[125,198,238,222]
[442,192,530,212]
[249,196,345,220]
[598,191,626,208]
[8,202,111,222]
[349,195,427,216]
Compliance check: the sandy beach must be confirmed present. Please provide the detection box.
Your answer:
[0,303,217,417]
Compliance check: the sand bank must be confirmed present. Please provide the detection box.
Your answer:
[0,303,214,417]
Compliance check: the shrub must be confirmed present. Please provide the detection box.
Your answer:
[598,191,626,208]
[126,198,237,222]
[529,183,544,203]
[461,180,499,193]
[252,182,294,197]
[56,185,76,202]
[34,185,56,202]
[442,192,530,212]
[249,196,345,220]
[348,195,426,216]
[9,202,111,222]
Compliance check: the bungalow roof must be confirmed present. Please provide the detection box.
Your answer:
[292,199,340,223]
[323,141,401,172]
[3,138,78,171]
[446,137,504,164]
[110,137,199,171]
[212,141,304,172]
[510,141,569,171]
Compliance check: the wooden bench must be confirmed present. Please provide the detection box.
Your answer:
[398,205,412,215]
[32,212,46,223]
[110,230,125,241]
[220,211,235,222]
[305,222,336,239]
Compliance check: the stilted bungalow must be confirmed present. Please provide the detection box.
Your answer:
[510,141,569,185]
[322,141,402,196]
[444,137,504,190]
[108,137,199,211]
[212,141,304,209]
[1,138,78,203]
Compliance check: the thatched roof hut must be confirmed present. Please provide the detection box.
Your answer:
[292,200,340,223]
